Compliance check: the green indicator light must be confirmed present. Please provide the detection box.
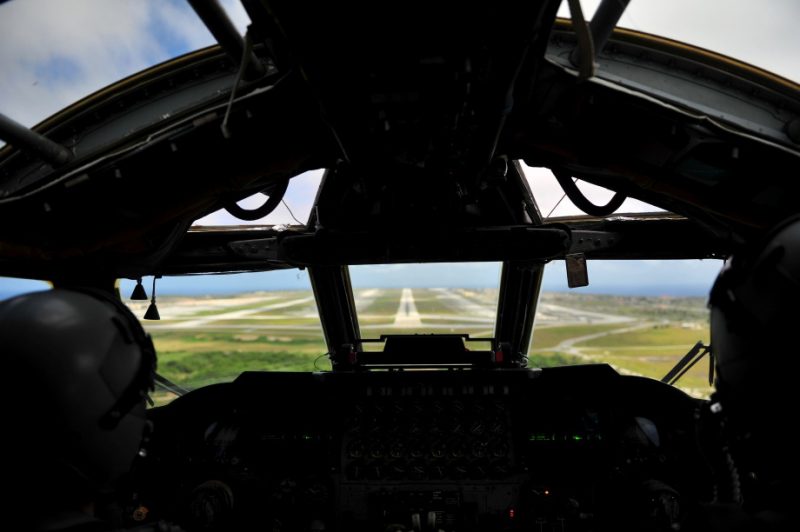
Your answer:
[302,435,313,441]
[572,435,583,441]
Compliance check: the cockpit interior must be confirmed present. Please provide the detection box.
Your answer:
[1,1,798,530]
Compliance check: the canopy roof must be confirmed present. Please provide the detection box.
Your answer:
[0,0,797,283]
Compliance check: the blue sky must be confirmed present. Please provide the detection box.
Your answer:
[0,1,792,299]
[0,259,722,300]
[110,260,719,297]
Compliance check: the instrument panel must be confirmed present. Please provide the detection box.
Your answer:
[124,366,709,531]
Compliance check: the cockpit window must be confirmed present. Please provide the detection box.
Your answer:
[121,270,327,405]
[2,1,796,138]
[192,169,324,226]
[530,258,722,398]
[556,1,799,83]
[349,263,502,350]
[0,0,251,131]
[521,164,663,219]
[0,276,51,299]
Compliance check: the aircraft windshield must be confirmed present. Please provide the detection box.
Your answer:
[2,0,797,135]
[522,164,663,218]
[192,169,324,227]
[2,256,722,407]
[0,0,248,129]
[350,264,502,350]
[532,258,721,398]
[556,1,800,83]
[120,271,327,405]
[0,277,51,299]
[0,0,776,405]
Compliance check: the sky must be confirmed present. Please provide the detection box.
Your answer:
[1,0,796,298]
[0,0,249,128]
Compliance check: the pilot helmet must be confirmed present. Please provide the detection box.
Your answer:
[708,216,800,478]
[0,288,155,500]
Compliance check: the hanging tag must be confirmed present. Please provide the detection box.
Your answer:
[565,253,589,288]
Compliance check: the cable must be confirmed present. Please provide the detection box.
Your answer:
[282,199,304,225]
[553,170,627,217]
[154,373,190,397]
[221,32,254,139]
[224,179,289,220]
[546,177,577,218]
[313,352,332,371]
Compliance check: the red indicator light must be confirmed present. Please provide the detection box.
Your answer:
[508,508,515,519]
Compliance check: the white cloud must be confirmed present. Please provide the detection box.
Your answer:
[3,0,796,130]
[0,0,221,128]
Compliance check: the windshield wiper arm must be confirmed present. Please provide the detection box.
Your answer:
[662,341,713,386]
[154,373,190,397]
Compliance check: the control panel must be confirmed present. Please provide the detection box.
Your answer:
[126,366,707,531]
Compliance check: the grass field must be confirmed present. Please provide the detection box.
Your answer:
[529,294,713,397]
[579,324,709,348]
[574,323,712,393]
[531,323,631,349]
[132,289,714,403]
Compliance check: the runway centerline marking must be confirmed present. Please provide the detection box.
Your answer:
[393,288,422,328]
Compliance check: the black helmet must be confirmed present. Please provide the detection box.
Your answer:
[708,217,800,489]
[0,288,155,500]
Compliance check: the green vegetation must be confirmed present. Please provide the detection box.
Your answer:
[527,316,711,398]
[526,352,584,367]
[602,355,713,396]
[150,330,329,389]
[412,290,460,316]
[187,299,278,316]
[578,324,709,348]
[356,289,402,316]
[358,316,395,325]
[457,288,499,306]
[160,349,330,388]
[531,323,630,349]
[210,318,321,326]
